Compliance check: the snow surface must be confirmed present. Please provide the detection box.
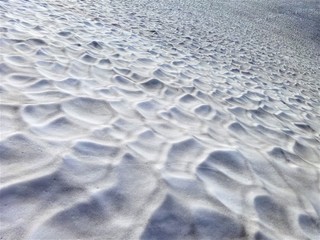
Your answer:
[0,0,319,239]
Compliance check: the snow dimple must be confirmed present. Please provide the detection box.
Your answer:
[72,141,120,159]
[61,97,114,124]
